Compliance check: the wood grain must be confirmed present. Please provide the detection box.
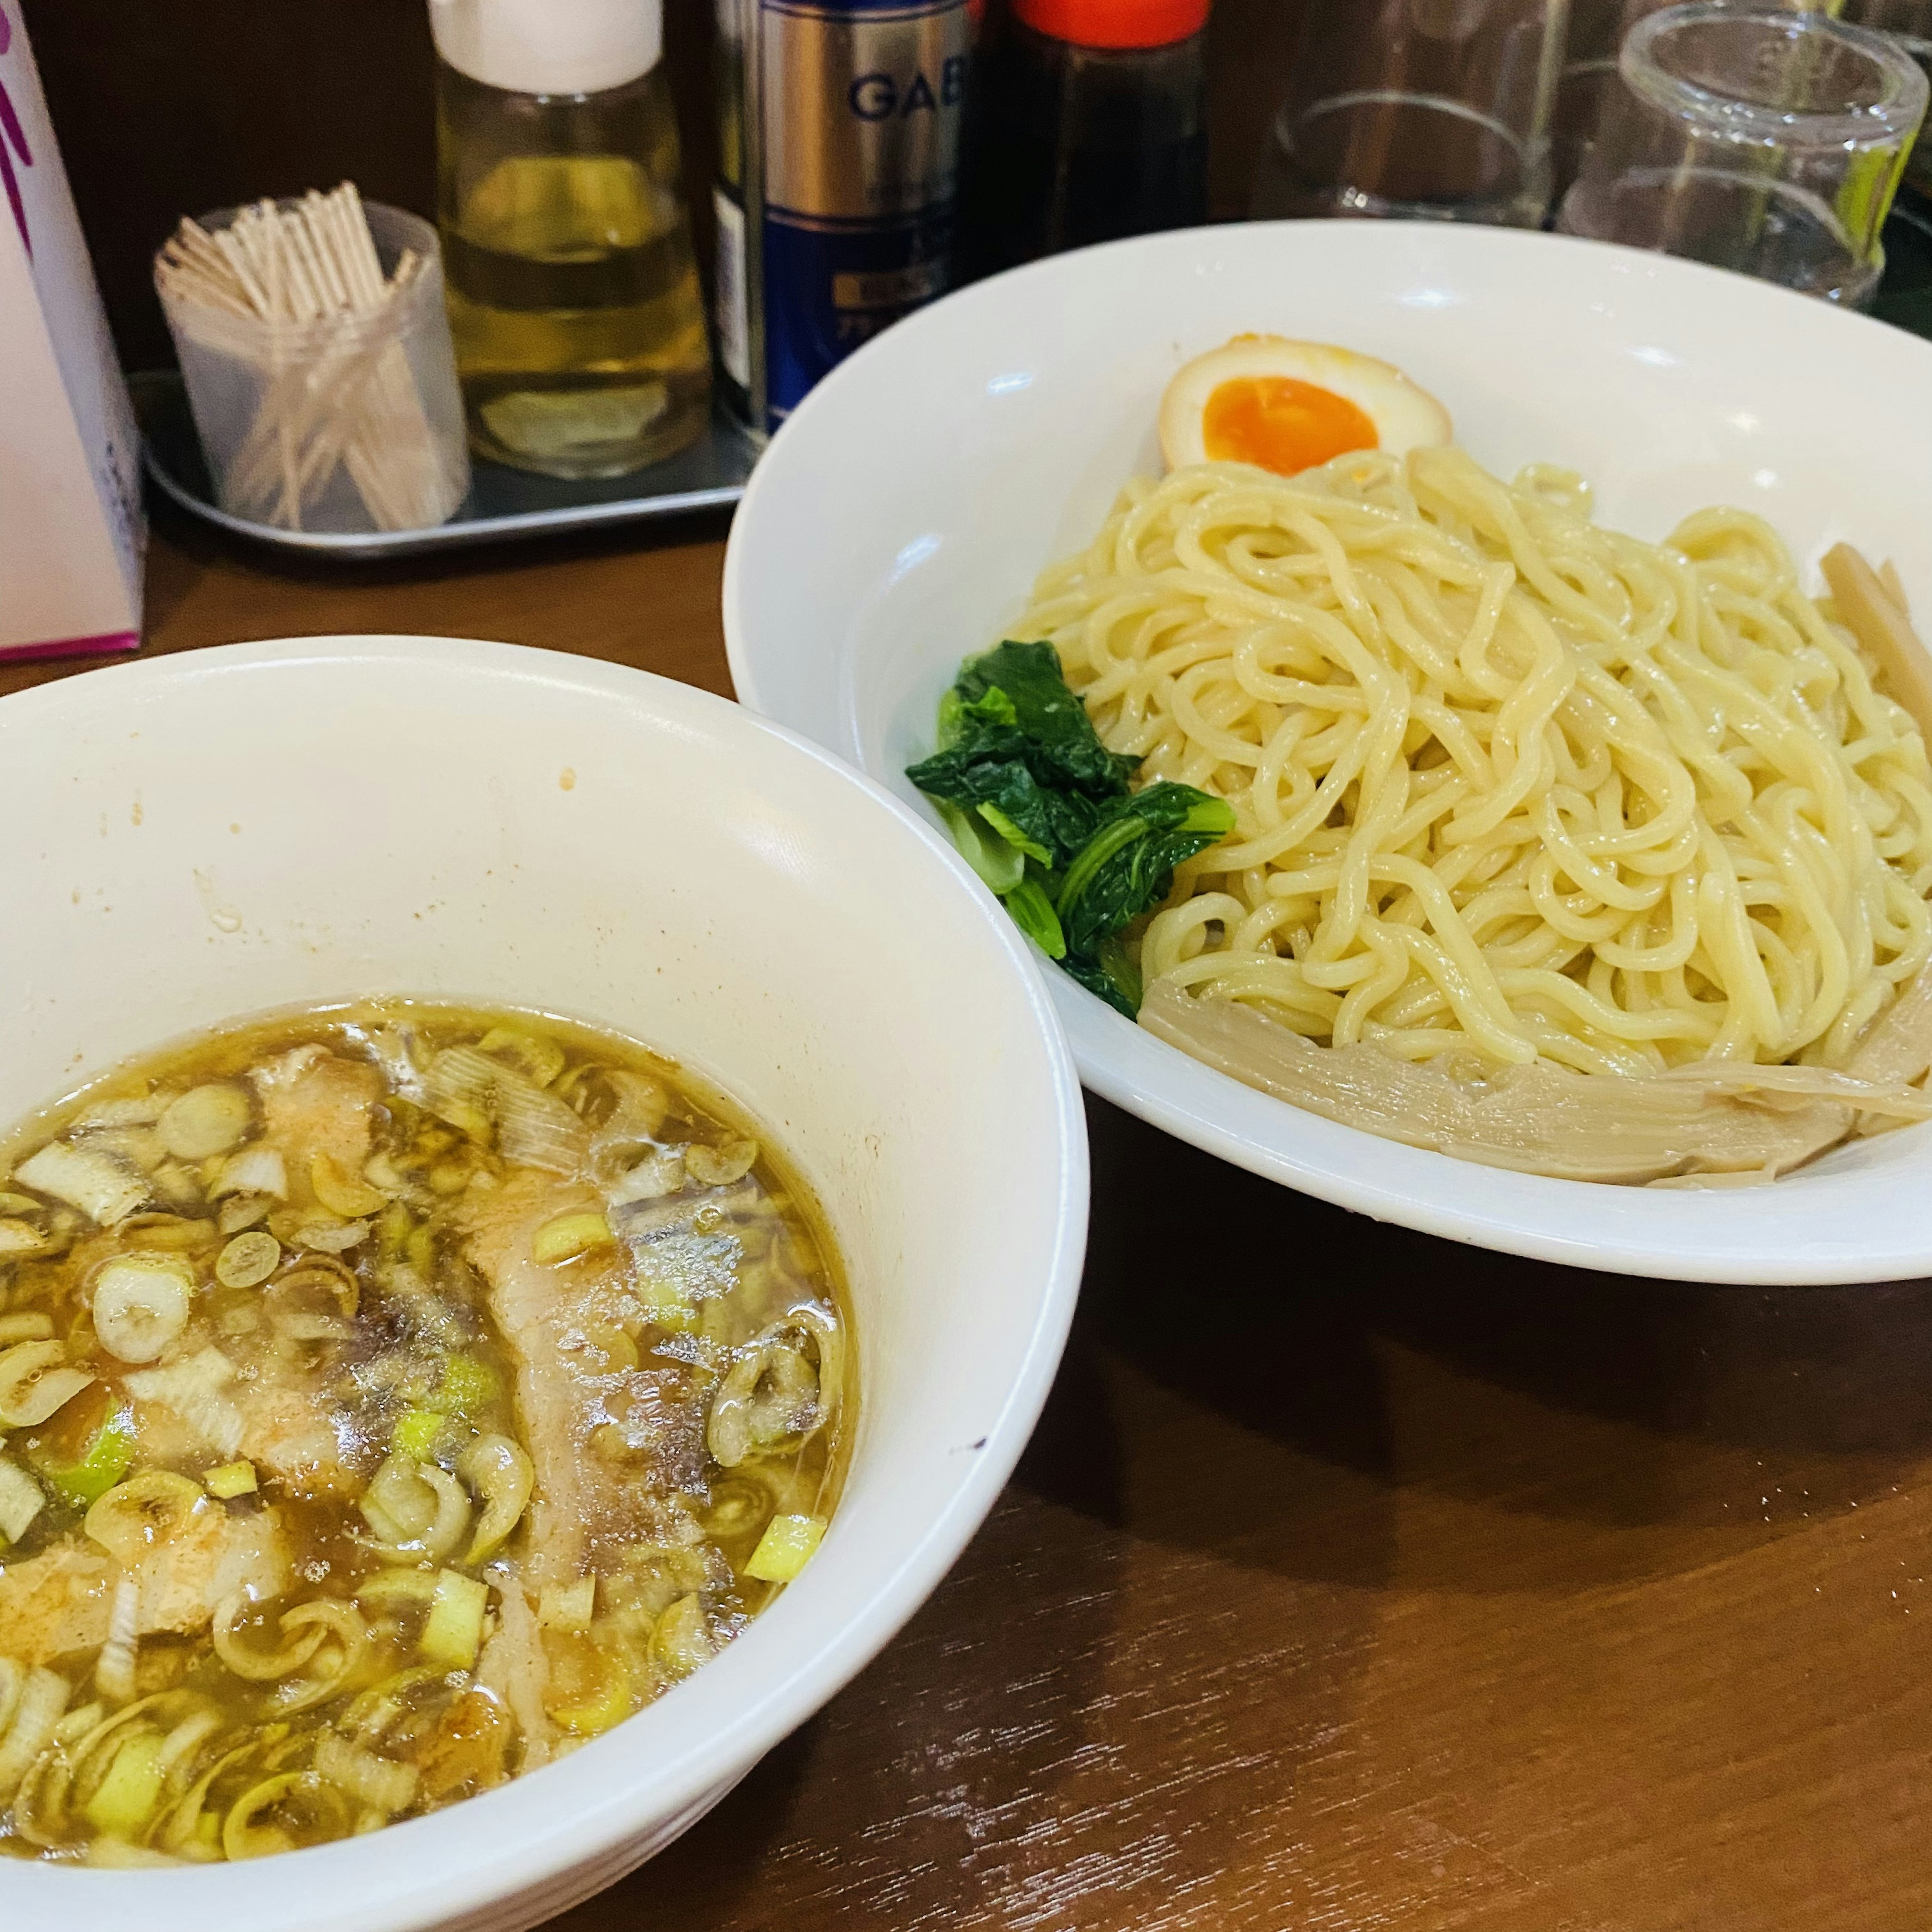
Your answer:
[8,511,1931,1927]
[0,501,735,703]
[594,1111,1932,1932]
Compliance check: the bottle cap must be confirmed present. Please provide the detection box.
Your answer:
[428,0,663,96]
[1012,0,1209,50]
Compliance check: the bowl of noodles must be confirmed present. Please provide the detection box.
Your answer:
[726,219,1932,1284]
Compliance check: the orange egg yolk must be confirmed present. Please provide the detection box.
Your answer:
[1201,376,1380,476]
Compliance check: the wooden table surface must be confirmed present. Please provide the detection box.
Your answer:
[12,501,1932,1931]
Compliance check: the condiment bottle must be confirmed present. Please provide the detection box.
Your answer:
[964,0,1210,277]
[430,0,712,478]
[712,0,974,437]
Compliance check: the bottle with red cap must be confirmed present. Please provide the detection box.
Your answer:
[963,0,1210,275]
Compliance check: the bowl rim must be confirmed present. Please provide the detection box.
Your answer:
[0,635,1091,1927]
[721,219,1932,1286]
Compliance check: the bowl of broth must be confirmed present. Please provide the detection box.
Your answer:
[0,636,1087,1927]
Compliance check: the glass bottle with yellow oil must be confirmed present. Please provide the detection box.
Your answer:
[430,0,712,478]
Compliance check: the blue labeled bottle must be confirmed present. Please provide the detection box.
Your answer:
[714,0,973,435]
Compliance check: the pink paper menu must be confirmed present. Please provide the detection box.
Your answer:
[0,1,143,661]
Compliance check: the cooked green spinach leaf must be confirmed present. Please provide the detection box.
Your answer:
[905,737,1111,867]
[1005,874,1067,960]
[932,798,1025,896]
[909,646,1234,1017]
[1060,935,1144,1019]
[908,642,1141,869]
[1058,784,1238,959]
[955,643,1138,785]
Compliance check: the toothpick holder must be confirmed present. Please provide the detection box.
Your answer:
[158,202,470,534]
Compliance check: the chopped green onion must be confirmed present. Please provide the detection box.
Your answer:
[215,1231,280,1290]
[13,1140,148,1227]
[0,1340,96,1429]
[437,1354,499,1417]
[548,1633,634,1733]
[648,1593,715,1681]
[309,1151,387,1219]
[91,1255,194,1363]
[156,1084,252,1161]
[355,1569,441,1608]
[538,1576,597,1634]
[530,1211,614,1266]
[420,1569,489,1671]
[205,1460,257,1499]
[0,1455,45,1543]
[634,1266,698,1332]
[210,1144,288,1203]
[221,1769,345,1861]
[312,1732,419,1816]
[83,1732,167,1836]
[54,1701,103,1746]
[390,1408,447,1461]
[477,1027,566,1089]
[458,1432,532,1565]
[85,1471,204,1566]
[745,1513,826,1584]
[376,1199,413,1259]
[0,1669,70,1797]
[0,1220,53,1258]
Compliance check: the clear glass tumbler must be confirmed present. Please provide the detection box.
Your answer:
[1557,3,1928,307]
[1843,0,1932,194]
[1252,0,1572,227]
[1553,0,1831,197]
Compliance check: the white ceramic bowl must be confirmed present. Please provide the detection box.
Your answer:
[0,637,1087,1928]
[725,219,1932,1285]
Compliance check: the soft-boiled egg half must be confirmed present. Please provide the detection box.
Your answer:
[1159,336,1453,478]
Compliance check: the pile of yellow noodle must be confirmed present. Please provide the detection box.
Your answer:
[1028,447,1932,1081]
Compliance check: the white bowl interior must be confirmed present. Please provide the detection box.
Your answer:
[726,220,1932,1283]
[0,638,1085,1930]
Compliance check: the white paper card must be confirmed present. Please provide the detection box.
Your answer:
[0,0,143,661]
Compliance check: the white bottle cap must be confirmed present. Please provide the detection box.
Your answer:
[429,0,663,96]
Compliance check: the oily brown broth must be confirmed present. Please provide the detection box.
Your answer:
[0,1002,853,1864]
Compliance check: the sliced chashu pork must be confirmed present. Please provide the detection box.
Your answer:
[0,1542,111,1667]
[253,1044,382,1215]
[122,1344,352,1498]
[476,1558,553,1770]
[0,1502,284,1666]
[234,1378,351,1493]
[456,1170,710,1592]
[118,1045,380,1494]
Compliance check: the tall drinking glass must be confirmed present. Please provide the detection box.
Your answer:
[1554,0,1834,196]
[1843,0,1932,193]
[1252,0,1571,227]
[1557,3,1928,306]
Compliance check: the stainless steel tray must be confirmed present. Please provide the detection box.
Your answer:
[132,370,756,560]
